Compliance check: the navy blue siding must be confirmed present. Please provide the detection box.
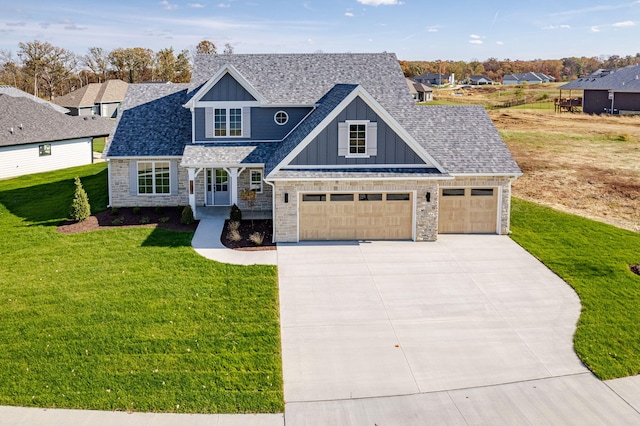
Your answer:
[289,97,425,166]
[195,107,312,141]
[201,73,256,102]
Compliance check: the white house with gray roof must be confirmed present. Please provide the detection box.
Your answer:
[106,53,521,242]
[1,94,113,179]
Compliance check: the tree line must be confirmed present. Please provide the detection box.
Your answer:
[0,40,232,100]
[400,54,640,83]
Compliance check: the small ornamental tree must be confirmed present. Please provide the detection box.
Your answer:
[181,204,195,225]
[70,177,91,222]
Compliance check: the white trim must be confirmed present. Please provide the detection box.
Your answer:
[270,175,452,182]
[183,64,267,108]
[107,156,183,160]
[451,172,523,177]
[344,119,370,158]
[193,139,279,144]
[136,160,171,195]
[197,101,260,107]
[263,178,276,243]
[274,110,289,126]
[250,169,264,193]
[180,162,263,168]
[270,85,446,175]
[213,107,244,138]
[107,159,113,207]
[497,185,503,234]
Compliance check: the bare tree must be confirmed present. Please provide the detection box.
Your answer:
[223,43,234,54]
[84,47,110,82]
[18,40,77,99]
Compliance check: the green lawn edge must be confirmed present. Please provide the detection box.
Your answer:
[0,164,284,413]
[509,197,640,380]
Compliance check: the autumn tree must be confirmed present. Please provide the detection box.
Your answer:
[17,40,77,99]
[109,47,154,83]
[155,47,177,82]
[196,40,217,55]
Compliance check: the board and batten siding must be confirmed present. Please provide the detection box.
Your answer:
[201,73,256,102]
[289,97,426,166]
[0,137,93,179]
[194,106,312,141]
[583,90,610,114]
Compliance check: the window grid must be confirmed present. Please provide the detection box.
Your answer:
[229,108,242,136]
[250,170,262,192]
[138,161,170,194]
[39,144,51,156]
[214,108,227,136]
[349,124,366,154]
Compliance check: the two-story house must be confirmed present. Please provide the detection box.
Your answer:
[105,53,521,242]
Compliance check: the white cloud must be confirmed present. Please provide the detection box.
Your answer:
[218,3,231,7]
[345,12,354,17]
[357,0,400,5]
[560,24,571,29]
[496,41,504,45]
[307,38,315,45]
[469,34,481,39]
[612,20,635,27]
[188,3,205,7]
[160,0,178,10]
[469,39,483,44]
[427,28,438,32]
[591,26,601,32]
[543,24,572,30]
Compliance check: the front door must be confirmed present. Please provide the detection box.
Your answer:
[205,168,230,206]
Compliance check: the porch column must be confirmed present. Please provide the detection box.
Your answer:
[225,167,245,206]
[188,168,197,218]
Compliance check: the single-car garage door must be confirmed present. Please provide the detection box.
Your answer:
[438,188,498,233]
[299,192,413,240]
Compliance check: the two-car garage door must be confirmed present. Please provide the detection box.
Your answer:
[299,192,413,240]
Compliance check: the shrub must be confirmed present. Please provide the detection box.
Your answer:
[159,216,170,223]
[181,205,195,225]
[133,206,141,215]
[154,206,164,214]
[139,216,150,224]
[248,232,264,246]
[110,207,119,216]
[230,204,242,221]
[70,177,91,222]
[228,221,240,231]
[111,217,124,226]
[227,229,242,242]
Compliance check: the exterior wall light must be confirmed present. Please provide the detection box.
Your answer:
[284,193,289,203]
[426,192,431,202]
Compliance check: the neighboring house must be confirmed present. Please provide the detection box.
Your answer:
[559,64,640,115]
[464,75,494,85]
[502,72,555,85]
[0,85,70,114]
[53,79,128,118]
[0,94,113,179]
[106,53,521,242]
[413,72,450,86]
[406,78,433,102]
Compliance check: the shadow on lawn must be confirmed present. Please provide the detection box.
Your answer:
[0,168,108,226]
[141,226,195,248]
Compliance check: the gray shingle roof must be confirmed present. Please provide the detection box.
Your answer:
[53,79,128,108]
[110,53,520,177]
[106,83,191,157]
[0,86,69,114]
[190,53,413,111]
[560,64,640,92]
[0,94,113,148]
[503,72,554,82]
[181,143,278,167]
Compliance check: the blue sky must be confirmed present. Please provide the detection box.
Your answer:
[1,0,639,61]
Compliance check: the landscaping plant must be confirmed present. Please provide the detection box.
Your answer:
[70,176,90,222]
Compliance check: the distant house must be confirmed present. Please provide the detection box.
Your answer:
[559,64,640,115]
[465,75,493,85]
[406,78,433,102]
[413,72,450,86]
[0,94,114,179]
[53,79,128,118]
[0,86,70,114]
[502,72,555,85]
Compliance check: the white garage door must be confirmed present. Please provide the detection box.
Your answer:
[299,192,413,240]
[438,188,498,233]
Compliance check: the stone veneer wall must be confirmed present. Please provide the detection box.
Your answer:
[109,159,189,207]
[439,176,513,235]
[273,180,440,243]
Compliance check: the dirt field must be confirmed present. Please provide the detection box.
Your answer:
[489,109,640,232]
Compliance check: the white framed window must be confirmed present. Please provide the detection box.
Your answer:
[138,161,170,194]
[214,108,242,137]
[250,170,263,193]
[338,120,377,158]
[274,110,288,125]
[39,144,51,157]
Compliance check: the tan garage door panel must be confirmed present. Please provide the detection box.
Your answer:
[299,193,412,241]
[439,188,498,234]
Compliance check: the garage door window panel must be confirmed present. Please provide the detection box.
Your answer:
[302,194,326,202]
[471,188,494,196]
[330,194,354,202]
[386,193,410,201]
[442,188,465,196]
[359,193,383,201]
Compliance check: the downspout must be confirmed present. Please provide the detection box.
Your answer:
[263,178,276,243]
[610,91,615,114]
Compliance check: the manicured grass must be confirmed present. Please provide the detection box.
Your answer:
[510,198,640,380]
[0,164,283,413]
[92,137,106,153]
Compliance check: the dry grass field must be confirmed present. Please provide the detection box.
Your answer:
[489,109,640,232]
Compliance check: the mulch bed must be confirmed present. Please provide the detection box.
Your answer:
[220,219,276,251]
[631,264,640,276]
[57,206,199,234]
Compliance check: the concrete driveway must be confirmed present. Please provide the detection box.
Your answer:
[277,235,640,424]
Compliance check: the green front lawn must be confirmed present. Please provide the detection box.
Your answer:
[0,164,283,413]
[510,198,640,380]
[92,137,106,153]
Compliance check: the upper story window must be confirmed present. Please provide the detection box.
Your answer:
[250,170,263,193]
[214,108,243,137]
[274,111,289,125]
[338,120,377,158]
[349,122,367,155]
